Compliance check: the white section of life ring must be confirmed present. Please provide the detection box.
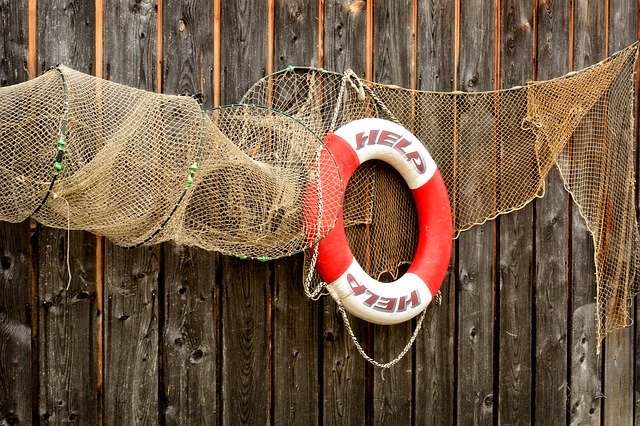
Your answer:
[333,118,437,189]
[325,258,433,324]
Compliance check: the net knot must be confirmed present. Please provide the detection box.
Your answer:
[344,68,366,101]
[521,114,542,132]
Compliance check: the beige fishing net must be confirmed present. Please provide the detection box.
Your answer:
[0,43,638,343]
[0,65,341,259]
[244,43,640,342]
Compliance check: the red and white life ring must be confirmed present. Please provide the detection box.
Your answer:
[310,118,452,324]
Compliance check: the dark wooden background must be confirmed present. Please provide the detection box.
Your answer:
[0,0,639,424]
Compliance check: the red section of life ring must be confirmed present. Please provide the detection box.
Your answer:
[308,118,452,325]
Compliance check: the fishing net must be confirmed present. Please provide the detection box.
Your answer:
[0,42,638,344]
[243,43,640,342]
[0,65,342,259]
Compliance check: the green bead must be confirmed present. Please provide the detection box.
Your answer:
[53,162,63,173]
[257,256,270,262]
[190,162,198,172]
[57,138,66,150]
[237,255,247,260]
[186,175,194,187]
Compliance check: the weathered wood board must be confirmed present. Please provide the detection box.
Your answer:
[0,1,636,424]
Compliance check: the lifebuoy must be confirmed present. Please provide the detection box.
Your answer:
[308,118,452,324]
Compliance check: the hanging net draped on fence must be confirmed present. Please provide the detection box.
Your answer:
[0,65,342,259]
[243,43,640,343]
[0,43,638,343]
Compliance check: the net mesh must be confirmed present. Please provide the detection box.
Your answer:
[0,43,638,343]
[0,66,342,259]
[243,44,640,342]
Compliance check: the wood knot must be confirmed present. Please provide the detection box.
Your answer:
[74,291,90,301]
[3,413,19,425]
[483,394,493,408]
[189,348,204,363]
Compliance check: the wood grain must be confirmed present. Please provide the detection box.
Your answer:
[0,222,31,425]
[414,1,456,423]
[220,1,272,424]
[0,2,638,423]
[371,1,414,424]
[220,258,271,424]
[601,1,637,424]
[162,0,214,107]
[0,2,31,424]
[102,1,160,423]
[271,1,320,423]
[162,245,218,424]
[36,0,99,423]
[161,1,219,424]
[322,1,368,424]
[636,302,639,425]
[569,1,605,424]
[533,3,571,423]
[455,1,496,423]
[273,255,319,424]
[497,1,535,423]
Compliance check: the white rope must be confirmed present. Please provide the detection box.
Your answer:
[344,69,366,101]
[329,73,348,132]
[303,134,327,300]
[338,301,426,369]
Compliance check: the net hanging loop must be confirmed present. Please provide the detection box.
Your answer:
[344,68,366,101]
[343,68,401,125]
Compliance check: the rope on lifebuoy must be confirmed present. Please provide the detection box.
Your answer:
[309,117,453,325]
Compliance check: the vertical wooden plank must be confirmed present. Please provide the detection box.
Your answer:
[569,1,605,424]
[636,2,640,422]
[0,2,32,424]
[567,1,607,424]
[271,1,320,424]
[322,1,368,423]
[533,1,571,423]
[636,2,640,419]
[414,0,456,423]
[220,259,270,424]
[636,301,639,424]
[162,246,218,424]
[36,1,99,423]
[273,256,319,424]
[163,0,214,102]
[371,1,414,424]
[497,1,534,424]
[161,1,219,424]
[601,1,637,423]
[220,1,271,424]
[0,221,31,426]
[0,223,31,426]
[456,0,496,423]
[102,1,160,423]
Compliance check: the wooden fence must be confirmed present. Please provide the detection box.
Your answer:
[0,0,639,424]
